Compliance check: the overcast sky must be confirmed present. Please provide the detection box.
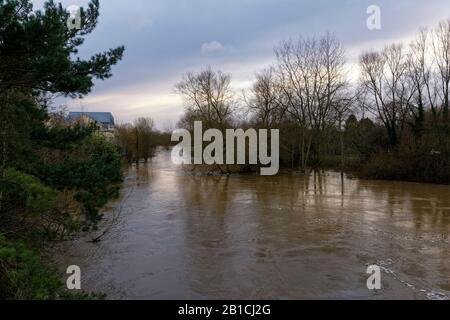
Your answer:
[32,0,450,128]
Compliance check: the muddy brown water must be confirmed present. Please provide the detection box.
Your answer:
[54,149,450,300]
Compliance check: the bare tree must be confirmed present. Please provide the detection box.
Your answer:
[434,19,450,121]
[331,91,357,171]
[245,67,284,128]
[115,118,156,164]
[175,66,235,130]
[360,44,413,146]
[134,117,156,163]
[275,33,347,170]
[406,29,437,130]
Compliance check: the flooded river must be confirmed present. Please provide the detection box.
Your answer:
[55,149,450,300]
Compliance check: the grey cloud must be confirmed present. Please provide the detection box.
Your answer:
[32,0,450,127]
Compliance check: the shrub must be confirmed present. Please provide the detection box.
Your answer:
[0,169,72,242]
[2,169,58,214]
[360,128,450,184]
[360,152,417,180]
[0,234,62,300]
[33,135,123,227]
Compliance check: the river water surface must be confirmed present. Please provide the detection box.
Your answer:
[55,149,450,300]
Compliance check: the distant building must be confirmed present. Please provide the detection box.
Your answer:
[67,112,115,132]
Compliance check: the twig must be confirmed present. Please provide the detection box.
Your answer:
[88,180,135,243]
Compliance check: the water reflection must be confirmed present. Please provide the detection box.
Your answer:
[55,150,450,300]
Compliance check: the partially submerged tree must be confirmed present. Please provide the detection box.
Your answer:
[275,33,347,170]
[434,19,450,122]
[115,118,157,164]
[359,44,412,146]
[245,67,284,128]
[406,29,433,133]
[135,117,156,163]
[176,67,236,130]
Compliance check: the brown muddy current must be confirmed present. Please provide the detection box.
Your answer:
[54,150,450,300]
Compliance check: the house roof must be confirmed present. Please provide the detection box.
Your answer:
[68,112,115,125]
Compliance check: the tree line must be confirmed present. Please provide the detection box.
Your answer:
[175,19,450,183]
[115,118,172,164]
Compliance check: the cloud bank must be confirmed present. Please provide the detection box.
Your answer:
[32,0,450,129]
